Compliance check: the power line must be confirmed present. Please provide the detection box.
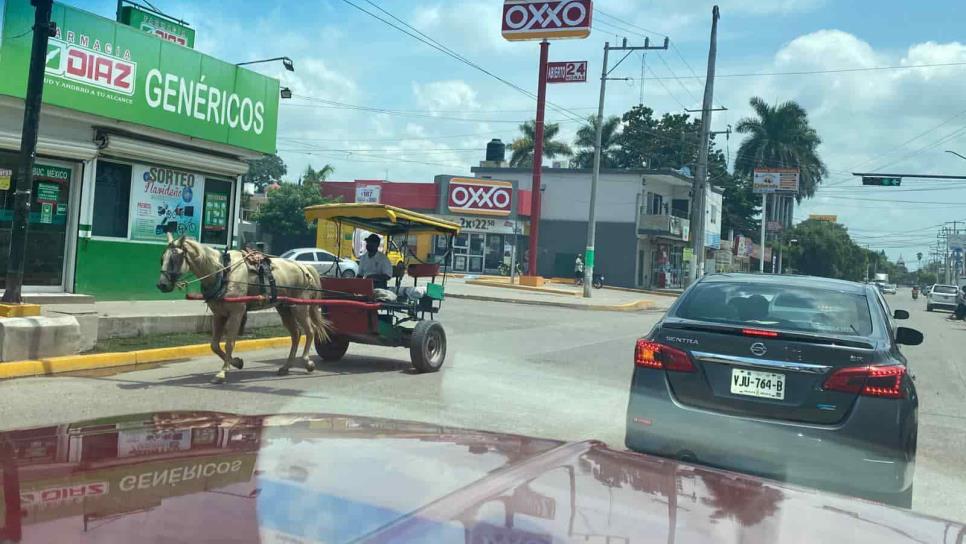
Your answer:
[282,99,579,124]
[645,62,687,111]
[277,131,514,143]
[280,149,465,169]
[641,61,966,80]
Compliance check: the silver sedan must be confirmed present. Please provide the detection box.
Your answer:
[280,248,359,278]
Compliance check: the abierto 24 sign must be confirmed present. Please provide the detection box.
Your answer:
[502,0,592,41]
[0,0,278,154]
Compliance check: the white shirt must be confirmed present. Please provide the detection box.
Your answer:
[358,251,393,277]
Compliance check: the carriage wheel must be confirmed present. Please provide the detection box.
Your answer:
[410,321,446,373]
[315,335,350,361]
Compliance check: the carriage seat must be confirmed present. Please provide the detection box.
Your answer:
[320,277,374,300]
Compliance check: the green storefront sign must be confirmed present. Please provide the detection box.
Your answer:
[0,0,278,153]
[118,5,195,48]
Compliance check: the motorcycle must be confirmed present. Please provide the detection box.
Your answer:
[576,272,605,289]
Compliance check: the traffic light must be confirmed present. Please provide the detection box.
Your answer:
[862,176,901,186]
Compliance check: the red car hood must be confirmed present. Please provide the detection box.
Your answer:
[0,411,959,543]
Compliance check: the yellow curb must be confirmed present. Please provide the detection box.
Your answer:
[0,303,41,317]
[466,279,578,296]
[0,335,293,381]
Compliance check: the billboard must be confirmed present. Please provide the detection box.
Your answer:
[118,5,195,48]
[809,214,838,222]
[129,164,205,242]
[753,168,799,194]
[502,0,592,41]
[355,185,381,203]
[0,0,279,153]
[547,61,587,83]
[447,178,513,216]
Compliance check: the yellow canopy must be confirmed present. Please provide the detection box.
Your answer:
[304,203,460,236]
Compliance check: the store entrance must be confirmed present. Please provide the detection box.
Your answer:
[450,232,485,273]
[0,153,74,289]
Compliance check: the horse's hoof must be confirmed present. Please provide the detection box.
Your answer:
[230,358,244,370]
[277,366,290,376]
[305,359,316,373]
[211,373,227,384]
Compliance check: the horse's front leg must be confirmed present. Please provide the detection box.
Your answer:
[213,308,245,384]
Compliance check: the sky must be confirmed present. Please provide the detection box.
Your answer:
[72,0,966,267]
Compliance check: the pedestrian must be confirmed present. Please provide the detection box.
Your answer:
[574,254,584,283]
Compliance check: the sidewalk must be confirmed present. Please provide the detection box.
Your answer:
[39,278,674,341]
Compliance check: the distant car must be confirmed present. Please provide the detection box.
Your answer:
[626,273,923,507]
[926,284,959,311]
[883,283,897,295]
[280,248,359,278]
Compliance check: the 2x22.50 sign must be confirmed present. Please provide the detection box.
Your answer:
[502,0,593,41]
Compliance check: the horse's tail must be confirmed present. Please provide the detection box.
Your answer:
[309,304,331,343]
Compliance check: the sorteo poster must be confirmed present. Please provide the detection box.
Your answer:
[129,164,205,242]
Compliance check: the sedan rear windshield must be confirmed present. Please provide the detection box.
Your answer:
[675,283,873,336]
[933,285,958,294]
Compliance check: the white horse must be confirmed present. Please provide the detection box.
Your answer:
[157,234,330,384]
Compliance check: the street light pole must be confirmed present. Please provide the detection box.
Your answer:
[583,37,668,298]
[2,0,55,304]
[236,56,295,71]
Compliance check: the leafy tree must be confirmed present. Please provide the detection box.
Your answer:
[300,164,334,187]
[253,182,330,239]
[242,154,287,193]
[734,97,828,199]
[509,120,572,167]
[571,115,622,168]
[784,220,866,280]
[615,106,701,170]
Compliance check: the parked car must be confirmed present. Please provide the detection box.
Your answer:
[626,273,923,507]
[926,284,959,311]
[883,283,897,295]
[280,247,359,278]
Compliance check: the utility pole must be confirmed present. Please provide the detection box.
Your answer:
[2,0,55,304]
[583,37,668,297]
[759,193,767,273]
[689,5,721,283]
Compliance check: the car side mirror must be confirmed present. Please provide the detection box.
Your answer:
[896,327,923,346]
[893,309,909,320]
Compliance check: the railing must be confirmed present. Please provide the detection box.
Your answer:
[638,212,689,240]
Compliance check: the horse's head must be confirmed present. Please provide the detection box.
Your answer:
[157,232,189,292]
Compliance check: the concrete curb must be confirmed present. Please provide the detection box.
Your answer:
[0,336,292,381]
[447,293,661,312]
[603,285,682,298]
[464,279,578,297]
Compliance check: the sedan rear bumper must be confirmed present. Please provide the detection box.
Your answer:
[625,369,916,501]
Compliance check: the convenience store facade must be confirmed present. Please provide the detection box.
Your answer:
[0,0,279,300]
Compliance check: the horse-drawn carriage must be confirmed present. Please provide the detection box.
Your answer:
[302,203,460,373]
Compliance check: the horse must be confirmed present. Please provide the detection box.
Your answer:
[156,233,330,384]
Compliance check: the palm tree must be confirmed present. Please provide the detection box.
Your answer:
[571,115,622,168]
[734,97,828,199]
[301,164,334,185]
[509,120,573,167]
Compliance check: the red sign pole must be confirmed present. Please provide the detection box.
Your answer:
[528,39,549,276]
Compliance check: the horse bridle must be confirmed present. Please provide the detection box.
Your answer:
[161,246,186,283]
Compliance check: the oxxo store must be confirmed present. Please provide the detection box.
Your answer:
[321,176,530,275]
[0,0,279,300]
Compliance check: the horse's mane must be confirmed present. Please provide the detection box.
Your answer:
[182,237,222,274]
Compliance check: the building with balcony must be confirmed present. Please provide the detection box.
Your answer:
[469,165,723,289]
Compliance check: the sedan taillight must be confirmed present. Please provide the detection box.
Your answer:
[635,339,695,372]
[822,365,906,399]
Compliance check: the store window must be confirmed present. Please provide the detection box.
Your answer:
[0,155,74,287]
[92,161,132,238]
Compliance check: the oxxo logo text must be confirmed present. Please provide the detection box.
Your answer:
[45,38,137,96]
[502,0,592,40]
[448,179,513,216]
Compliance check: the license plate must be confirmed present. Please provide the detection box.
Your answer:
[730,368,785,400]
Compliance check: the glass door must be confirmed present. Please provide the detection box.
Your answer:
[451,232,469,272]
[0,154,74,289]
[467,233,484,273]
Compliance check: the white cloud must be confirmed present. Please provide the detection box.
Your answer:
[412,80,480,113]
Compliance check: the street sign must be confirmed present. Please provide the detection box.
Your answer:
[118,5,195,48]
[502,0,593,41]
[753,168,799,194]
[766,220,783,232]
[809,214,838,222]
[862,176,902,186]
[547,61,587,83]
[949,234,966,251]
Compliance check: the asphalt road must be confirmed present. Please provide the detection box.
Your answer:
[0,293,964,523]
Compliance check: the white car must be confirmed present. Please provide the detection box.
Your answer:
[926,284,959,312]
[280,248,359,278]
[883,283,897,295]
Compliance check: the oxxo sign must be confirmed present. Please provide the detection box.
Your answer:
[448,178,513,217]
[502,0,593,41]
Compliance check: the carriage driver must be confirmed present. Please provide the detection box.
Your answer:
[359,233,393,287]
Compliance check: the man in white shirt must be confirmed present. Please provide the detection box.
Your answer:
[358,233,393,287]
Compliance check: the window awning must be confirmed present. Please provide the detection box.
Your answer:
[0,129,98,160]
[97,134,250,177]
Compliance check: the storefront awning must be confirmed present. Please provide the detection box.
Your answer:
[0,129,98,160]
[97,134,250,177]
